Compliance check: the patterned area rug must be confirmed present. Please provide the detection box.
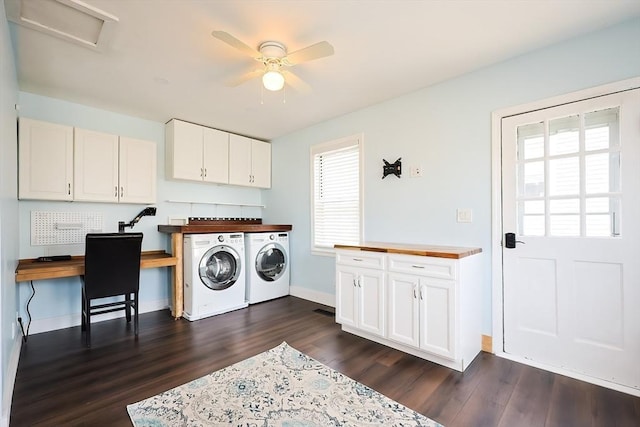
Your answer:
[127,342,442,426]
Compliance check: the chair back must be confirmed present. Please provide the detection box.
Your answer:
[84,233,143,299]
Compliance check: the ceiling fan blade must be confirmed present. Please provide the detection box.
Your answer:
[282,70,312,94]
[212,30,260,58]
[285,41,334,65]
[226,69,264,87]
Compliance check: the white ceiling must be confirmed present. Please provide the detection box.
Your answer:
[6,0,640,140]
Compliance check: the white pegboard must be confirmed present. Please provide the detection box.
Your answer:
[31,211,103,246]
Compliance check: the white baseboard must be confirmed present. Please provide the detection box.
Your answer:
[289,286,335,308]
[1,332,22,427]
[25,298,169,335]
[496,351,640,397]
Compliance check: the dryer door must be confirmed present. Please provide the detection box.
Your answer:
[199,245,242,290]
[255,243,287,282]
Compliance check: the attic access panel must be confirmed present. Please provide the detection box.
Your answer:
[5,0,118,50]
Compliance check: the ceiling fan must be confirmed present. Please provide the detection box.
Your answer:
[211,30,334,93]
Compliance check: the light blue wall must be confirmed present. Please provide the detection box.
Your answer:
[263,18,640,334]
[16,93,264,330]
[1,0,20,420]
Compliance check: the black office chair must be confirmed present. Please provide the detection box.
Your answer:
[81,233,143,347]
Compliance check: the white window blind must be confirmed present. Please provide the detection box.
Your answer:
[311,136,361,251]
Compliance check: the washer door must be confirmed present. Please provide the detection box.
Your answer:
[255,243,287,282]
[199,245,241,290]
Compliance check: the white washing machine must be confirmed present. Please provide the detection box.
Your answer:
[183,233,248,321]
[245,232,290,304]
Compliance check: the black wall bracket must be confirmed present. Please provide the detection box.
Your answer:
[383,158,402,179]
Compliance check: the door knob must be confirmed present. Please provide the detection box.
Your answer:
[505,232,525,249]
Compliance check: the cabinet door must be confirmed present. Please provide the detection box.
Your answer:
[119,137,157,204]
[167,119,204,181]
[336,266,358,328]
[18,118,73,200]
[387,273,420,347]
[202,127,229,184]
[228,134,252,186]
[358,268,385,337]
[74,128,119,202]
[251,139,271,188]
[419,278,456,359]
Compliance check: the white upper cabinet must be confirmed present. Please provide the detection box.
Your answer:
[228,134,271,188]
[119,136,157,204]
[74,130,156,204]
[74,128,119,202]
[202,127,229,184]
[165,119,229,184]
[19,118,156,204]
[19,118,74,201]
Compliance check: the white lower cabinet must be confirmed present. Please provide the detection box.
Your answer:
[335,247,482,372]
[335,250,386,337]
[387,273,455,359]
[336,265,385,337]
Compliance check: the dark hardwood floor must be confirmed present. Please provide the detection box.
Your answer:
[11,296,640,426]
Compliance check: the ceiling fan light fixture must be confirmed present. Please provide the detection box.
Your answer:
[262,70,285,91]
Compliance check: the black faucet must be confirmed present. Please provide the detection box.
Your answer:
[118,207,157,233]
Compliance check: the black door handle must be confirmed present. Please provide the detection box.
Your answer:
[505,232,525,249]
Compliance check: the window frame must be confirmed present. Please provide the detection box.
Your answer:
[309,133,364,256]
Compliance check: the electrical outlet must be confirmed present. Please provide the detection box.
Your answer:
[457,208,473,223]
[410,165,423,177]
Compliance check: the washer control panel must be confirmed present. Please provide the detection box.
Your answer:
[228,233,244,244]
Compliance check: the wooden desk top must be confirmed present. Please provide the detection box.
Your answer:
[15,250,178,283]
[334,242,482,259]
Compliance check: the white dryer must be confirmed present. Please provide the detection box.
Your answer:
[245,232,290,304]
[183,233,248,321]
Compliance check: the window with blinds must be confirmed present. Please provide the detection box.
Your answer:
[311,135,362,252]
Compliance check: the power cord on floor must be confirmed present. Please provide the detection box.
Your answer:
[17,280,35,343]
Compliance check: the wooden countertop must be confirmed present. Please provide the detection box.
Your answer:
[15,250,178,282]
[158,224,292,234]
[334,242,482,259]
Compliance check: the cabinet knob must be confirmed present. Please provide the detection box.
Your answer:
[120,187,124,197]
[114,186,118,197]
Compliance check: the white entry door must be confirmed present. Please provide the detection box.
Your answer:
[501,88,640,391]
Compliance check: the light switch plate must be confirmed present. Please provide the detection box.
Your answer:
[457,208,473,223]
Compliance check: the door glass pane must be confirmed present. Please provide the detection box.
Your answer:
[585,152,620,194]
[550,215,580,236]
[518,122,544,160]
[586,215,610,237]
[549,157,579,196]
[522,215,545,236]
[524,200,544,214]
[550,199,579,214]
[585,107,619,151]
[549,115,579,155]
[521,161,544,197]
[585,197,609,213]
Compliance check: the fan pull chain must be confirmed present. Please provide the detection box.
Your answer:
[260,83,264,105]
[282,85,286,104]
